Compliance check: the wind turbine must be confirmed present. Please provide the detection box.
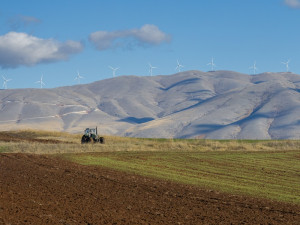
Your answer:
[35,75,45,88]
[281,59,290,72]
[148,63,157,76]
[207,57,216,71]
[175,59,184,72]
[74,71,84,84]
[2,75,12,89]
[249,61,258,74]
[109,66,119,78]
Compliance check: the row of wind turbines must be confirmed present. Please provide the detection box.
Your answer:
[106,59,200,78]
[249,59,291,74]
[1,74,46,89]
[108,58,292,78]
[1,58,293,89]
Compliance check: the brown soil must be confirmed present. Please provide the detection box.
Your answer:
[0,132,70,144]
[0,153,299,225]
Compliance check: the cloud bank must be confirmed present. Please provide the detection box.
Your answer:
[0,32,84,68]
[89,24,171,51]
[284,0,300,8]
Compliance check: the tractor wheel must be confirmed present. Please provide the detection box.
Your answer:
[81,135,85,144]
[99,137,105,144]
[81,135,91,144]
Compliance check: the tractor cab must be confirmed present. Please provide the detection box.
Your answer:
[84,128,90,135]
[85,128,96,136]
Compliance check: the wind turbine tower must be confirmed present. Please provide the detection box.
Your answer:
[2,75,12,89]
[249,61,258,74]
[148,63,157,76]
[35,75,45,88]
[109,66,119,78]
[281,59,290,72]
[74,71,84,84]
[175,60,184,72]
[207,57,216,71]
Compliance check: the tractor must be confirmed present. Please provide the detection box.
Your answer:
[81,127,105,144]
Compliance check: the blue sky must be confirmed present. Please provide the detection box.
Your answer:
[0,0,300,89]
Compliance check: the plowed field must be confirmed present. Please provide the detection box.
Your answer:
[1,153,299,224]
[0,132,70,144]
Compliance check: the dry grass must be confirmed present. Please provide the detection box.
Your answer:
[0,130,300,154]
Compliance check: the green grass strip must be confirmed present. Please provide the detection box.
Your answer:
[65,150,300,204]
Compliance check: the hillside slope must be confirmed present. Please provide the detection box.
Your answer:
[0,70,300,139]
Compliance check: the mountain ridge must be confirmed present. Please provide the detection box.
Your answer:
[1,70,300,139]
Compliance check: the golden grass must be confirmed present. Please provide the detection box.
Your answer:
[1,129,300,154]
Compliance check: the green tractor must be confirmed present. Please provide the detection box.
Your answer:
[81,127,105,144]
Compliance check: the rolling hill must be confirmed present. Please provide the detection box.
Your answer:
[1,70,300,139]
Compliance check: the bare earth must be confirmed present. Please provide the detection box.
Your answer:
[0,153,299,224]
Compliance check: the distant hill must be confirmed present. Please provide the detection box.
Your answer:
[1,70,300,139]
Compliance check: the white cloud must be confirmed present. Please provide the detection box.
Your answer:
[284,0,300,8]
[0,32,84,68]
[89,24,171,51]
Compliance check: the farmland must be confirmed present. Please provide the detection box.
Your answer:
[0,130,300,224]
[66,150,300,204]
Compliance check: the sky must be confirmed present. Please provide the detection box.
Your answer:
[0,0,300,89]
